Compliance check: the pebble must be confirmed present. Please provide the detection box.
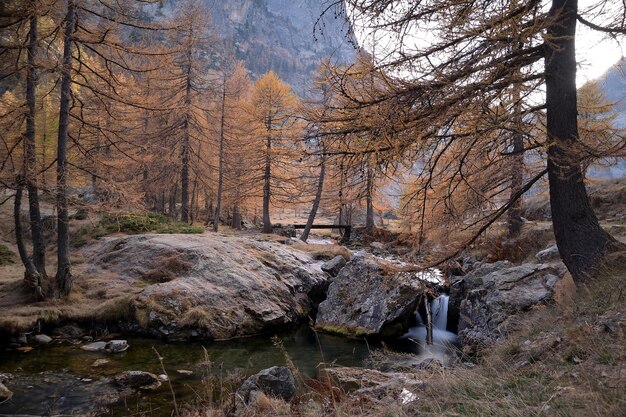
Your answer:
[176,369,193,375]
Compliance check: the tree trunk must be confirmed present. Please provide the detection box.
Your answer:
[55,0,75,297]
[300,151,326,242]
[213,79,227,232]
[169,183,177,219]
[14,179,44,300]
[262,135,272,233]
[25,6,47,277]
[508,82,524,238]
[232,204,242,230]
[545,0,623,283]
[180,34,193,224]
[365,167,374,234]
[180,126,190,223]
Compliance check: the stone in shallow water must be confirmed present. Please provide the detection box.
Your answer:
[33,334,52,344]
[105,340,129,353]
[92,359,110,367]
[81,341,107,352]
[114,371,161,390]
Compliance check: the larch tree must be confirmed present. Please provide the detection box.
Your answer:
[323,0,626,282]
[212,61,251,232]
[245,71,301,233]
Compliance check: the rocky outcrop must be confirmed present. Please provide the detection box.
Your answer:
[454,262,568,348]
[315,255,433,338]
[87,233,329,340]
[156,0,355,95]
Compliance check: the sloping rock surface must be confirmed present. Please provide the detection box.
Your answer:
[87,234,328,340]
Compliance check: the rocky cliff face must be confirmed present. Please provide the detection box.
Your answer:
[162,0,356,95]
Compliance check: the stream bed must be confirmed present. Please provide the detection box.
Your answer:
[0,326,370,416]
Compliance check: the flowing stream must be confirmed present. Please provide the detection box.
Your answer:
[400,294,459,364]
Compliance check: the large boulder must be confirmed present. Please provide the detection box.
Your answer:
[455,262,567,348]
[86,234,329,340]
[235,366,296,406]
[315,255,432,338]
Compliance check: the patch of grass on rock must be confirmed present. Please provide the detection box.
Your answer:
[100,211,204,235]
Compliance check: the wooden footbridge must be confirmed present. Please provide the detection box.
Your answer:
[291,224,352,243]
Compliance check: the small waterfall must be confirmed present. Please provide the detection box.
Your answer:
[432,294,449,331]
[402,294,456,346]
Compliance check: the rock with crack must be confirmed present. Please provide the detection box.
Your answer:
[316,255,432,338]
[455,262,568,348]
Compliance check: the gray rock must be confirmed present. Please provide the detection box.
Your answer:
[81,341,107,352]
[52,324,83,338]
[457,262,567,347]
[321,255,347,277]
[316,255,430,337]
[114,371,161,390]
[105,340,129,353]
[319,367,424,401]
[236,366,296,406]
[369,242,385,251]
[536,245,560,263]
[33,334,52,344]
[0,382,12,402]
[85,234,330,340]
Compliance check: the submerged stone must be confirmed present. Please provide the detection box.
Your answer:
[114,371,161,390]
[81,341,107,352]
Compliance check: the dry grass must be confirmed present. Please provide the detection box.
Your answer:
[288,242,351,261]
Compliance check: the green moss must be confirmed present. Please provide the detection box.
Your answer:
[316,324,372,338]
[99,212,204,235]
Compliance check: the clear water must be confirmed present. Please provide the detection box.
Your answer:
[0,326,370,416]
